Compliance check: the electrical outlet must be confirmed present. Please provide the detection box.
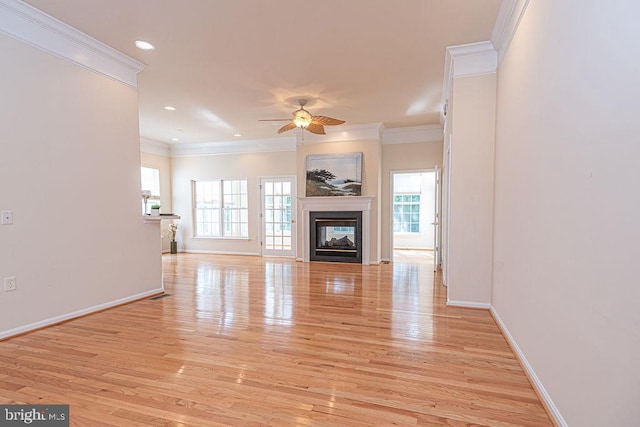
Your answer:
[1,211,12,225]
[4,277,16,292]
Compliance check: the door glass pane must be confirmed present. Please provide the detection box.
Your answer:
[262,179,294,254]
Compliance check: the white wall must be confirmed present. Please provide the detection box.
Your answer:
[492,1,640,425]
[0,34,161,336]
[171,151,296,254]
[446,73,496,306]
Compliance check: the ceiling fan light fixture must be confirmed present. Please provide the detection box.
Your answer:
[292,109,312,128]
[259,99,344,135]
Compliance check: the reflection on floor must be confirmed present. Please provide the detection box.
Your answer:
[393,248,435,265]
[0,254,552,426]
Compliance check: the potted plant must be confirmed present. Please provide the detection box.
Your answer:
[150,204,161,216]
[162,223,178,254]
[169,223,178,254]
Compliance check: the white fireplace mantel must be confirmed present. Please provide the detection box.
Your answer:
[299,196,374,265]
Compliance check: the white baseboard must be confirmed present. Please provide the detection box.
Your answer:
[0,288,163,340]
[179,250,260,256]
[446,300,491,309]
[490,306,567,427]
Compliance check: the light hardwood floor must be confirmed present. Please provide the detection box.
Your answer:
[0,254,552,426]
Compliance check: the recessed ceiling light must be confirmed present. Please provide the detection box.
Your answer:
[164,106,176,111]
[171,138,180,142]
[233,133,242,137]
[135,40,155,51]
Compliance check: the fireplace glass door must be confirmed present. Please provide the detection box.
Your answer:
[310,211,362,263]
[316,220,357,254]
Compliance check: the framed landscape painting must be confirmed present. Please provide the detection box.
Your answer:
[306,152,362,196]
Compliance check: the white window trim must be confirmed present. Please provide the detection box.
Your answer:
[192,179,249,238]
[393,192,421,234]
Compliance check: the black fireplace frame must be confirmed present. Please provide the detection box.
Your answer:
[310,211,363,263]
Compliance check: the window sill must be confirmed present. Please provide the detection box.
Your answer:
[142,214,181,223]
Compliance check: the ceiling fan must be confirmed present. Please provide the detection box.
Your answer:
[260,99,345,135]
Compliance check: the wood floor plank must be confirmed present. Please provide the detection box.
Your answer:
[0,254,552,426]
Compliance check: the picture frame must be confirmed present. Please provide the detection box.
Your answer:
[305,152,362,196]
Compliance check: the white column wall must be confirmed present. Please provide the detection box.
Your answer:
[0,34,161,336]
[446,73,496,306]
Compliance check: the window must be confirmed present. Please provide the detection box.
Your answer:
[393,194,421,233]
[141,167,160,214]
[194,179,248,238]
[194,181,221,237]
[223,180,249,237]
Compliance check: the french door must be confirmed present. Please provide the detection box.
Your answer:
[260,176,296,257]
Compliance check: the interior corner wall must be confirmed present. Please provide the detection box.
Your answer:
[446,73,496,305]
[492,2,640,425]
[380,141,443,260]
[0,35,161,335]
[296,139,381,263]
[171,151,296,255]
[141,150,173,252]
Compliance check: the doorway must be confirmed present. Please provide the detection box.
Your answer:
[391,170,438,267]
[260,176,296,257]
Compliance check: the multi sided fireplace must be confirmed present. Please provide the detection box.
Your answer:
[310,211,362,263]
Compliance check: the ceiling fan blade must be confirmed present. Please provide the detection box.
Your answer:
[306,122,326,135]
[277,122,297,134]
[312,116,345,126]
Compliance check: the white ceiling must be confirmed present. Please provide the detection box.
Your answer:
[24,0,502,145]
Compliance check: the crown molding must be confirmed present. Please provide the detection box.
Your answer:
[296,122,384,145]
[441,41,497,122]
[170,136,297,157]
[491,0,530,65]
[445,41,498,79]
[140,138,171,156]
[0,0,144,87]
[167,123,443,157]
[381,125,443,145]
